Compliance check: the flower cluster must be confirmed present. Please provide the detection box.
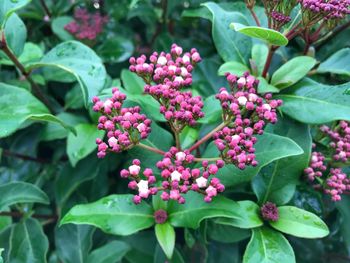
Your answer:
[64,8,108,40]
[325,168,350,201]
[92,88,152,158]
[304,151,327,181]
[129,44,204,130]
[213,73,282,169]
[261,202,279,221]
[298,0,350,20]
[120,148,225,204]
[271,10,291,26]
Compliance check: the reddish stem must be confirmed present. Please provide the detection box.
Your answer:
[262,46,276,78]
[249,8,261,27]
[137,143,165,155]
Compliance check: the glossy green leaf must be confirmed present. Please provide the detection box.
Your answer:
[155,222,175,259]
[202,132,303,187]
[87,240,131,263]
[51,16,75,41]
[0,182,49,211]
[215,200,263,229]
[252,44,269,76]
[218,61,249,76]
[198,95,222,124]
[27,41,107,106]
[97,36,134,63]
[8,218,49,263]
[203,2,252,64]
[0,42,43,66]
[271,56,316,89]
[243,227,295,263]
[67,123,104,167]
[154,245,185,263]
[121,69,144,94]
[0,0,31,27]
[318,48,350,76]
[55,225,95,263]
[207,221,251,243]
[269,206,329,238]
[231,23,288,46]
[4,13,26,57]
[276,78,350,124]
[61,195,154,236]
[0,83,74,138]
[168,192,241,229]
[257,77,279,93]
[180,127,199,149]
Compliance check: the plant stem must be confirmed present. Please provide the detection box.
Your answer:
[174,131,181,150]
[2,149,49,164]
[193,157,222,162]
[39,0,52,18]
[248,8,261,27]
[262,45,276,78]
[189,122,227,153]
[0,211,58,220]
[137,143,165,155]
[0,32,54,113]
[316,20,350,49]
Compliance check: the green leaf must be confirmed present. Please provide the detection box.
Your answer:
[0,248,3,263]
[27,41,107,106]
[55,225,95,263]
[271,56,316,89]
[61,194,154,236]
[230,23,288,46]
[269,206,329,238]
[252,44,269,76]
[87,240,131,263]
[336,195,350,253]
[0,0,31,27]
[0,83,74,138]
[4,13,26,57]
[1,42,43,66]
[202,132,303,187]
[180,127,199,149]
[8,218,49,263]
[51,16,75,41]
[215,200,263,229]
[207,221,251,243]
[202,2,252,64]
[198,95,222,124]
[67,123,104,167]
[155,222,175,259]
[243,227,295,263]
[218,61,250,76]
[121,69,144,94]
[317,48,350,76]
[276,78,350,124]
[0,182,49,211]
[257,77,279,93]
[253,117,311,205]
[97,36,134,63]
[168,192,241,229]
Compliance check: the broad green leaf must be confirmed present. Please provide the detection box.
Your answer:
[202,132,303,187]
[271,56,316,89]
[215,201,263,229]
[253,117,311,205]
[203,2,252,64]
[218,61,249,76]
[0,0,31,27]
[198,95,222,124]
[317,48,350,76]
[67,123,104,167]
[207,221,251,243]
[87,240,131,263]
[27,41,107,106]
[0,83,74,138]
[0,182,49,211]
[252,44,269,76]
[257,77,279,93]
[8,218,49,263]
[168,192,241,229]
[97,36,134,63]
[154,245,185,263]
[276,78,350,124]
[65,84,85,110]
[51,16,75,41]
[55,225,95,263]
[61,195,154,236]
[230,23,288,46]
[243,227,295,263]
[121,69,144,94]
[180,127,199,149]
[155,222,175,259]
[269,206,329,238]
[4,13,26,57]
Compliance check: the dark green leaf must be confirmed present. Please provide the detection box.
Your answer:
[87,240,131,263]
[61,195,154,236]
[155,222,175,259]
[0,0,31,27]
[269,206,329,238]
[97,36,134,63]
[0,248,3,263]
[207,221,251,243]
[317,48,350,76]
[336,195,350,254]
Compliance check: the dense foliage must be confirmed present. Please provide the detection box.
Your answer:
[0,0,350,262]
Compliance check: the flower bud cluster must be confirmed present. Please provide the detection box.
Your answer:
[261,202,279,221]
[64,8,108,40]
[304,151,327,181]
[129,44,204,130]
[271,10,292,26]
[298,0,350,20]
[325,168,350,201]
[120,148,225,204]
[92,88,151,158]
[213,73,282,168]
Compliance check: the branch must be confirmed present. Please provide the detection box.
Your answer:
[39,0,52,18]
[248,8,261,27]
[137,143,166,155]
[2,149,49,164]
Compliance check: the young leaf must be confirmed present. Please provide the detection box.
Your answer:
[168,192,241,229]
[155,222,176,259]
[269,206,329,238]
[26,41,107,106]
[230,23,288,46]
[317,48,350,76]
[0,0,31,27]
[87,240,131,263]
[8,218,49,263]
[276,78,350,124]
[271,56,316,89]
[252,44,269,76]
[60,195,154,236]
[215,201,264,229]
[0,83,75,138]
[217,61,250,76]
[243,227,295,263]
[0,182,49,211]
